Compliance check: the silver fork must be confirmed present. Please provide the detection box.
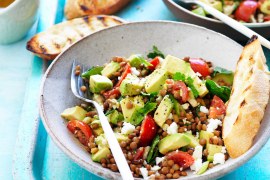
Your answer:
[177,0,270,49]
[71,60,134,180]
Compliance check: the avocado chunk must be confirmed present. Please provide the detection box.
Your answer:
[169,95,186,116]
[61,106,87,121]
[145,69,168,93]
[93,127,104,136]
[206,144,223,162]
[91,147,111,162]
[187,90,199,107]
[161,55,208,97]
[158,133,191,154]
[119,74,145,96]
[106,110,124,125]
[260,0,270,15]
[200,0,223,14]
[89,75,113,93]
[120,96,144,122]
[192,7,206,17]
[197,161,209,175]
[154,95,173,127]
[184,132,200,148]
[127,54,151,68]
[212,73,234,86]
[199,130,214,144]
[114,133,129,142]
[101,62,120,78]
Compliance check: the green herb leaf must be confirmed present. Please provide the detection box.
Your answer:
[146,135,160,163]
[173,72,186,81]
[81,66,104,79]
[212,67,233,77]
[105,109,115,116]
[186,77,199,98]
[129,102,157,125]
[141,92,158,102]
[205,79,231,102]
[169,94,186,116]
[147,46,165,59]
[129,54,152,67]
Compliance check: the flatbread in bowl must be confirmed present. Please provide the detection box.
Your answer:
[223,36,270,158]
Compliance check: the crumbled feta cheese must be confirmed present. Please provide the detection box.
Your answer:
[117,76,121,80]
[143,146,151,159]
[151,165,161,171]
[200,106,209,114]
[213,153,225,165]
[121,122,135,135]
[107,99,119,109]
[195,72,202,77]
[190,158,203,172]
[188,98,198,107]
[167,122,178,135]
[207,118,222,133]
[182,118,187,124]
[182,103,189,110]
[158,57,164,64]
[162,124,169,131]
[221,146,227,154]
[156,157,165,165]
[168,113,173,119]
[192,146,203,159]
[140,167,148,179]
[131,67,140,76]
[196,132,199,139]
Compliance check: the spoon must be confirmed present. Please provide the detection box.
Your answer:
[177,0,270,49]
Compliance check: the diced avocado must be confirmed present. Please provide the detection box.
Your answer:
[192,7,206,17]
[161,55,189,75]
[223,2,239,16]
[212,73,234,86]
[119,74,145,96]
[207,144,223,162]
[154,95,173,127]
[91,147,111,162]
[187,90,199,107]
[93,127,104,136]
[260,0,270,15]
[89,75,113,93]
[169,94,186,116]
[95,134,109,149]
[61,106,87,121]
[184,132,200,148]
[200,0,223,15]
[161,55,208,97]
[197,161,209,175]
[120,96,144,122]
[82,117,92,124]
[101,62,120,78]
[145,69,168,93]
[106,110,124,125]
[199,130,214,144]
[93,94,104,106]
[115,133,129,142]
[127,54,151,68]
[158,133,191,154]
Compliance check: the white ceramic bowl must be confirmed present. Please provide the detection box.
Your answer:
[163,0,270,41]
[40,21,270,179]
[0,0,39,44]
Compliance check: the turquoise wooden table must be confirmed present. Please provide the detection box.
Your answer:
[0,0,269,179]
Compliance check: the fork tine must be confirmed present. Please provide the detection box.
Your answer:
[77,65,86,98]
[71,60,80,97]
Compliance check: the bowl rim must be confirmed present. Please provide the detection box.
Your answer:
[39,21,270,180]
[165,0,270,28]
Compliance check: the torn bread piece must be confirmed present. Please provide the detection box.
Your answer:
[222,37,270,158]
[65,0,130,20]
[26,15,124,60]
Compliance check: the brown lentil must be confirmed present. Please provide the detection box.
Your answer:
[159,89,167,96]
[173,172,180,179]
[148,171,155,176]
[202,124,207,131]
[199,138,207,146]
[218,138,224,146]
[166,119,173,125]
[100,158,107,164]
[173,114,180,123]
[130,142,137,150]
[110,164,118,172]
[178,127,185,133]
[126,101,134,109]
[214,130,221,137]
[170,169,175,174]
[203,149,208,156]
[101,163,107,168]
[167,159,174,167]
[166,173,173,178]
[181,171,187,176]
[110,158,116,164]
[133,137,140,144]
[161,167,169,174]
[208,163,214,168]
[75,70,80,76]
[80,85,87,92]
[187,149,194,155]
[172,164,180,171]
[120,141,127,148]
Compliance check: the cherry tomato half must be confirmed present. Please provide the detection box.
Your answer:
[116,63,131,87]
[67,120,93,146]
[235,0,259,22]
[166,151,195,169]
[133,147,145,161]
[209,95,226,119]
[139,115,157,147]
[148,57,160,71]
[172,81,189,103]
[189,58,210,77]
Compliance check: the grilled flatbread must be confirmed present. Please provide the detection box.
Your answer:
[222,37,270,158]
[65,0,130,20]
[26,15,125,60]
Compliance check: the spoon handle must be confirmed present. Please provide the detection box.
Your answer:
[195,0,270,49]
[93,101,134,180]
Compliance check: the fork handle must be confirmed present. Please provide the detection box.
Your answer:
[195,0,270,49]
[92,101,134,180]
